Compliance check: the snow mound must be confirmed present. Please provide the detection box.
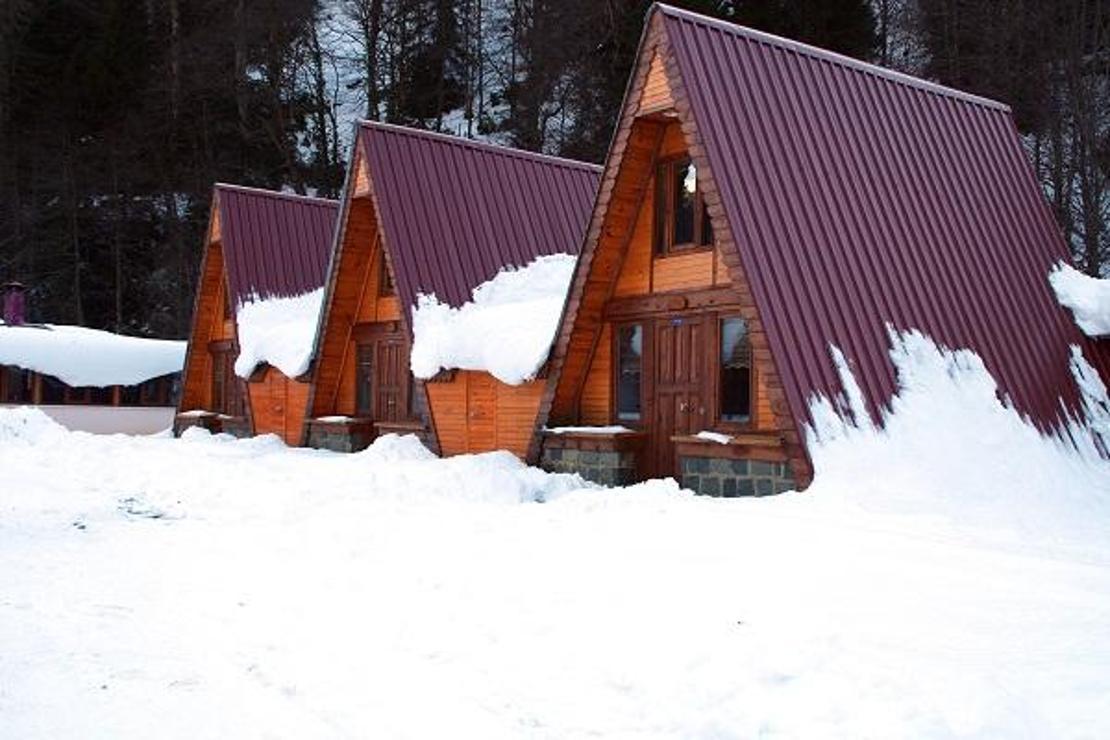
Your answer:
[348,434,588,504]
[0,323,184,387]
[0,407,69,445]
[1049,262,1110,337]
[805,328,1110,555]
[409,253,576,384]
[353,433,437,464]
[233,288,323,379]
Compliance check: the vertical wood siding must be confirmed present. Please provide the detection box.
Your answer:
[639,51,675,113]
[248,368,311,445]
[426,371,546,459]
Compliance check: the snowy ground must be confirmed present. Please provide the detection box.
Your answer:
[2,405,1110,739]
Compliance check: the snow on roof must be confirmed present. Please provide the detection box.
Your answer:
[410,253,576,385]
[0,322,185,387]
[1050,263,1110,338]
[233,288,323,380]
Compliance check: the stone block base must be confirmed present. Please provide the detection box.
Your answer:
[173,413,220,436]
[306,420,376,453]
[541,447,639,487]
[220,417,252,439]
[173,413,250,438]
[679,456,795,497]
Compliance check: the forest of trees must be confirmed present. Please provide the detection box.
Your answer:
[0,0,1107,338]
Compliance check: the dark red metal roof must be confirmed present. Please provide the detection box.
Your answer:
[358,122,601,311]
[657,3,1108,435]
[215,184,338,312]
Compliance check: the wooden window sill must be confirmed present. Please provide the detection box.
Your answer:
[671,432,789,462]
[542,428,647,452]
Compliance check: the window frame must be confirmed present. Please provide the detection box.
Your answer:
[712,314,756,431]
[653,155,714,255]
[611,321,646,426]
[355,341,375,417]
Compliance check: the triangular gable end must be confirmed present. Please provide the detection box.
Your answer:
[306,139,385,419]
[534,8,811,484]
[177,193,250,431]
[656,14,811,483]
[639,50,674,114]
[302,134,437,450]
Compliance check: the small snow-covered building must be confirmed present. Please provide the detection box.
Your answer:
[304,122,599,456]
[174,184,337,444]
[0,282,184,434]
[536,4,1110,493]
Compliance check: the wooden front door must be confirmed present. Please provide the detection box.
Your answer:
[354,324,410,422]
[651,315,708,477]
[374,332,409,422]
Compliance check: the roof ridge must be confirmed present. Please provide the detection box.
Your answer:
[358,120,604,173]
[655,3,1010,112]
[214,182,339,208]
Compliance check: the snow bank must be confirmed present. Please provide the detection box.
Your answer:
[410,253,576,384]
[5,387,1110,736]
[0,406,70,445]
[804,328,1110,555]
[233,288,323,379]
[1049,262,1110,337]
[0,322,184,387]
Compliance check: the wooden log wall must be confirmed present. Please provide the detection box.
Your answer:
[248,368,311,445]
[425,371,546,459]
[179,237,231,412]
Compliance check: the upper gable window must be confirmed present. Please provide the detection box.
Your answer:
[654,157,713,254]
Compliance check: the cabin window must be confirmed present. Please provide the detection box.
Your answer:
[654,157,713,254]
[355,343,374,416]
[719,317,752,424]
[616,324,643,421]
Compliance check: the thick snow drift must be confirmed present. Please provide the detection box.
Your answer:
[1049,262,1110,337]
[4,328,1110,738]
[805,328,1110,556]
[0,322,184,387]
[410,253,576,384]
[233,288,323,379]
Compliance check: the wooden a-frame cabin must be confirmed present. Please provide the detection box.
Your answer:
[534,4,1108,493]
[303,122,599,455]
[175,184,337,444]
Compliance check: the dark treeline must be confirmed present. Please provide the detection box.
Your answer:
[0,0,1106,337]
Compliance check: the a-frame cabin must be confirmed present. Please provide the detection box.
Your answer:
[536,4,1109,494]
[304,122,599,456]
[175,184,337,444]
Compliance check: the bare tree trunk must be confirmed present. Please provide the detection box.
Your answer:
[110,141,123,332]
[62,135,83,325]
[169,0,180,122]
[234,0,249,138]
[367,0,383,119]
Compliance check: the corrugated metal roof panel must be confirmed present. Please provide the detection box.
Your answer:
[215,184,338,312]
[657,3,1108,435]
[358,122,602,311]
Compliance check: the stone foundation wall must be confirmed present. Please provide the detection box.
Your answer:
[679,456,795,497]
[220,417,252,439]
[306,425,375,453]
[541,447,639,487]
[173,415,219,437]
